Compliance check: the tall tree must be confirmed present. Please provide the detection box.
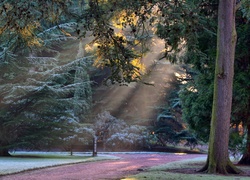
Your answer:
[179,1,250,166]
[234,14,250,165]
[199,0,241,174]
[0,54,92,156]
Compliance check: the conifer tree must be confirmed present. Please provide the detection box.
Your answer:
[0,53,92,156]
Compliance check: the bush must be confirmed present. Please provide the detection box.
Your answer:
[93,111,147,151]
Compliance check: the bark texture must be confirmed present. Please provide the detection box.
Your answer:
[199,0,241,174]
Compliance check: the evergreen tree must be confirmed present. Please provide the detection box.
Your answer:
[179,1,250,168]
[231,10,250,165]
[0,54,92,156]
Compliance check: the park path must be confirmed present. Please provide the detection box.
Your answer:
[0,153,206,180]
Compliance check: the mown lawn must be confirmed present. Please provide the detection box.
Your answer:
[122,157,250,180]
[0,151,118,175]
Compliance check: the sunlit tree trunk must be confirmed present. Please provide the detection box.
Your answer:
[199,0,241,174]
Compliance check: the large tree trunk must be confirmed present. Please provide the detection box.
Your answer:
[238,124,250,165]
[199,0,241,174]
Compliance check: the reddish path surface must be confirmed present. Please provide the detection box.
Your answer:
[0,153,206,180]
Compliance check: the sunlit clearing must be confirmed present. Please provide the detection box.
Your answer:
[174,153,187,155]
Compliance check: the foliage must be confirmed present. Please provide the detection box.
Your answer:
[179,66,214,142]
[0,0,218,84]
[93,111,147,151]
[175,1,250,172]
[178,7,250,148]
[229,130,246,159]
[61,124,95,154]
[241,0,250,19]
[106,125,147,151]
[0,0,73,49]
[0,53,92,154]
[150,112,199,149]
[149,69,199,149]
[232,18,250,128]
[0,0,149,83]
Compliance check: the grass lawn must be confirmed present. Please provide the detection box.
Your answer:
[0,151,119,175]
[122,157,250,180]
[1,152,249,180]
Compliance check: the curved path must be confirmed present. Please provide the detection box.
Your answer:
[0,153,206,180]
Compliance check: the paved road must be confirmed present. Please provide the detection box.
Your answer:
[0,153,206,180]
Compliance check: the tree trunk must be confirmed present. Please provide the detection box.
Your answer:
[238,124,250,165]
[199,0,241,174]
[0,148,11,157]
[92,136,97,157]
[70,143,73,156]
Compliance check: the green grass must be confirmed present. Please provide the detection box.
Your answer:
[122,171,249,180]
[0,152,119,175]
[122,158,250,180]
[1,152,249,180]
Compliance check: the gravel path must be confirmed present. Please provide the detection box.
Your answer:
[0,153,206,180]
